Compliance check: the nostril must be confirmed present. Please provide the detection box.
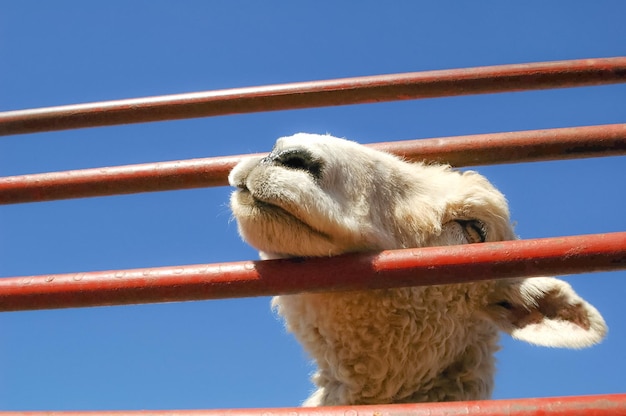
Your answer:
[279,150,312,170]
[270,148,323,179]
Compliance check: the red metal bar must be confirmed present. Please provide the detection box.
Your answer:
[1,232,624,312]
[1,123,624,205]
[0,153,252,205]
[0,394,624,415]
[1,57,625,136]
[370,123,626,166]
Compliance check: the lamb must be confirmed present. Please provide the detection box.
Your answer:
[228,133,607,406]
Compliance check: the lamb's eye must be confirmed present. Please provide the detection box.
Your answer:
[455,219,487,243]
[265,148,323,179]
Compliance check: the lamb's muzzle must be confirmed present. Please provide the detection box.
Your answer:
[228,133,607,406]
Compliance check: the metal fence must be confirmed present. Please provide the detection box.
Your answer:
[1,57,625,415]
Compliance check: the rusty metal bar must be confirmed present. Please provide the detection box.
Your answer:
[1,57,625,136]
[0,232,624,312]
[0,394,624,415]
[1,123,624,205]
[370,123,626,166]
[0,153,251,205]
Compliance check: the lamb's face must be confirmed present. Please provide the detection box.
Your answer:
[229,133,411,257]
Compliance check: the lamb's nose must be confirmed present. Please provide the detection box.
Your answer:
[262,148,323,179]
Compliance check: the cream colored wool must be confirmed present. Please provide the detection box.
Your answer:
[229,133,607,406]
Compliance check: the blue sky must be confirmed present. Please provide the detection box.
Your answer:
[0,1,625,411]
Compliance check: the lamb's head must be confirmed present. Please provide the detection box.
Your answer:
[229,133,514,258]
[229,133,607,405]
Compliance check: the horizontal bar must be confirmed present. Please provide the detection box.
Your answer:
[1,232,624,312]
[1,394,624,415]
[1,57,625,136]
[1,123,624,205]
[370,123,626,166]
[0,153,251,205]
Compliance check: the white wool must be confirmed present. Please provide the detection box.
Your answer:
[229,133,607,406]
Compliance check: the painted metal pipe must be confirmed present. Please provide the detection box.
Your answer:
[0,232,624,312]
[370,123,626,166]
[1,123,624,205]
[0,394,624,415]
[1,57,625,136]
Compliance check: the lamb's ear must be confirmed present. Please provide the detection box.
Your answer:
[484,277,607,348]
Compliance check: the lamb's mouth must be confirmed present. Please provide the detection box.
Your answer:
[236,187,332,242]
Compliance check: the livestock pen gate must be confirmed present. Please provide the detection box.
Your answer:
[1,57,625,415]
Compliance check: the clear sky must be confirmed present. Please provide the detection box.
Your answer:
[0,1,625,411]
